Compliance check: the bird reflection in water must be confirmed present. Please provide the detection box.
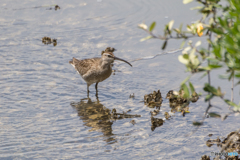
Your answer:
[71,98,116,144]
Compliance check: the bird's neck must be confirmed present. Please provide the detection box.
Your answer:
[100,59,112,69]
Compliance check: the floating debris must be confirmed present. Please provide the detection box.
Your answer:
[191,91,199,103]
[205,131,240,159]
[200,155,210,160]
[111,108,141,119]
[150,110,160,116]
[126,109,131,113]
[166,90,187,104]
[130,120,136,125]
[129,93,135,99]
[42,37,57,46]
[206,137,221,147]
[151,117,164,131]
[166,89,198,116]
[55,5,60,10]
[144,90,162,108]
[166,89,199,104]
[192,121,203,126]
[164,112,171,120]
[47,5,60,10]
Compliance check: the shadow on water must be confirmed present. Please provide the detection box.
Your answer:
[70,97,116,144]
[70,97,141,144]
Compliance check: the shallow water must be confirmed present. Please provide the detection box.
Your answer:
[1,0,240,159]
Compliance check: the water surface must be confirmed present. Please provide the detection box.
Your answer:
[1,0,239,159]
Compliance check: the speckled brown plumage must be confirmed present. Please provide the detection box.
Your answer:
[69,47,132,96]
[69,57,112,85]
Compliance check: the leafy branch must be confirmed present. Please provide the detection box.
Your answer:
[138,0,240,132]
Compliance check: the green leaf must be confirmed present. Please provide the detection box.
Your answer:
[190,6,203,10]
[219,74,229,79]
[208,112,221,118]
[198,66,211,71]
[224,99,238,107]
[182,83,190,98]
[233,105,240,112]
[189,82,195,93]
[235,73,240,78]
[206,57,221,63]
[205,94,214,102]
[182,46,191,54]
[180,41,185,49]
[162,40,167,50]
[200,72,208,79]
[178,55,189,64]
[228,71,234,81]
[138,23,148,30]
[193,121,203,126]
[183,0,193,4]
[168,20,174,31]
[181,75,191,85]
[212,28,224,35]
[140,36,153,42]
[149,21,156,32]
[208,64,222,69]
[203,83,217,94]
[195,41,201,47]
[173,28,180,34]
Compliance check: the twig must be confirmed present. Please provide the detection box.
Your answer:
[142,28,199,40]
[207,31,212,107]
[231,73,234,103]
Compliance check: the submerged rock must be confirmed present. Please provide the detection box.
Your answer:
[144,90,163,108]
[166,89,199,104]
[151,117,164,131]
[205,131,240,159]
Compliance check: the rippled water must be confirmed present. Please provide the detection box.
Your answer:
[1,0,240,159]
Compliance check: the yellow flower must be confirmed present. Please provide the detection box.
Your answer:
[197,23,204,37]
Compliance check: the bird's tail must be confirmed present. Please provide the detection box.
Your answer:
[69,57,77,65]
[69,58,76,68]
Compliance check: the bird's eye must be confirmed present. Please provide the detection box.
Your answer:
[108,55,111,58]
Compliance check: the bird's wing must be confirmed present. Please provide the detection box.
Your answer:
[69,57,100,76]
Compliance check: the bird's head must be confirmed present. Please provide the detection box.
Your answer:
[101,47,132,67]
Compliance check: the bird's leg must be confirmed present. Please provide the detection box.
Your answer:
[95,82,99,97]
[87,84,90,98]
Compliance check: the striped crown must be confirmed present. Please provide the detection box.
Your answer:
[101,47,116,55]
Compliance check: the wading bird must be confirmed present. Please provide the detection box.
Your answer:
[69,47,132,97]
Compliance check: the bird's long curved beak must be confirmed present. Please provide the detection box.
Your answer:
[114,56,132,67]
